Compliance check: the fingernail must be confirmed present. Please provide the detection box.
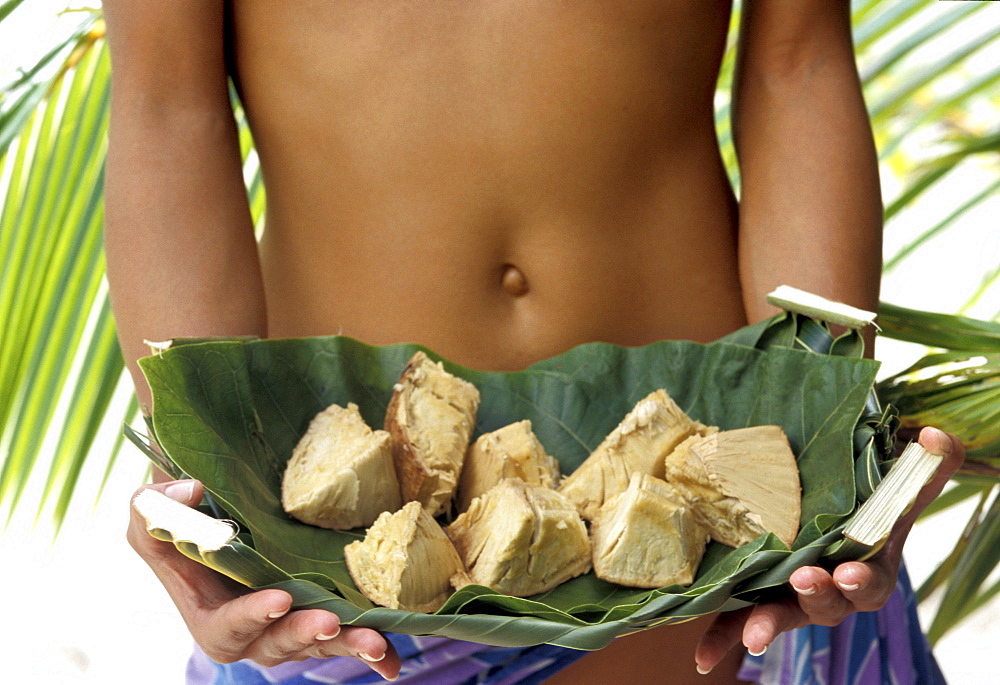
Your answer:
[838,581,860,592]
[929,427,951,455]
[792,583,816,596]
[164,481,194,503]
[266,608,288,620]
[359,651,385,663]
[748,645,767,657]
[696,664,713,675]
[316,627,341,641]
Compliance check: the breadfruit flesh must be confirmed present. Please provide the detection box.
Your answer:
[282,402,401,530]
[590,473,708,588]
[457,419,560,513]
[446,478,591,597]
[558,389,714,521]
[664,426,801,547]
[385,350,480,516]
[344,501,470,613]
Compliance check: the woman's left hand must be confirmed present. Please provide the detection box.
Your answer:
[694,426,965,674]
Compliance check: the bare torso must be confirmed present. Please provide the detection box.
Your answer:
[232,0,746,681]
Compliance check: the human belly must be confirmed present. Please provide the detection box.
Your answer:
[259,155,744,372]
[238,0,744,369]
[252,50,747,368]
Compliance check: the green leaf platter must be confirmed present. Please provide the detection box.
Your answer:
[135,312,892,651]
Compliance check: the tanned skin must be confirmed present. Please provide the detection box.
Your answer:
[105,1,963,682]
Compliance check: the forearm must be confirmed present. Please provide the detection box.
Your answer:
[105,106,266,412]
[103,1,266,414]
[733,0,881,341]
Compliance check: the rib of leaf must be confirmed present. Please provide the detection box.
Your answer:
[43,298,125,530]
[883,129,1000,222]
[0,0,29,23]
[879,63,1000,160]
[960,262,1000,317]
[853,0,926,54]
[0,80,64,436]
[97,395,141,504]
[859,2,984,83]
[884,178,1000,273]
[0,17,96,157]
[869,23,1000,124]
[920,483,989,521]
[916,490,985,602]
[877,303,1000,351]
[927,492,1000,644]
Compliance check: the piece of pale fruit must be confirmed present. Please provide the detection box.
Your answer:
[282,402,401,530]
[344,501,471,613]
[590,473,708,588]
[456,419,560,513]
[558,389,714,521]
[385,351,480,516]
[446,478,591,597]
[664,425,801,547]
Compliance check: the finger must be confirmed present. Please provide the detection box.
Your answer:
[127,480,204,558]
[900,428,964,530]
[742,599,808,656]
[788,566,854,624]
[695,606,753,675]
[241,608,343,666]
[245,615,400,679]
[913,427,964,503]
[830,561,896,613]
[882,427,965,557]
[127,479,253,611]
[337,626,401,680]
[196,588,297,664]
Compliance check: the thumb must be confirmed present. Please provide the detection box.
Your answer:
[135,478,205,508]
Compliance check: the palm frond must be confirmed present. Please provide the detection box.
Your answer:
[0,22,132,526]
[925,490,1000,645]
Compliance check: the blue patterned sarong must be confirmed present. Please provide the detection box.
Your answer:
[191,565,942,684]
[188,633,588,684]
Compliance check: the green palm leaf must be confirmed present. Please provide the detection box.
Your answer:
[0,22,134,525]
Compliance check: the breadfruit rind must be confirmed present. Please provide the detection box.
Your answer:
[385,351,481,516]
[457,420,561,513]
[344,501,470,613]
[282,402,401,530]
[446,478,591,597]
[664,426,801,547]
[590,473,708,588]
[558,389,714,521]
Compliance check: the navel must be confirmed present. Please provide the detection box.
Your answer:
[500,263,529,297]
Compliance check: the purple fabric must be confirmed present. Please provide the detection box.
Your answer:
[188,632,588,684]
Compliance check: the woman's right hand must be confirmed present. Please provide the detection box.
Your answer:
[127,479,401,680]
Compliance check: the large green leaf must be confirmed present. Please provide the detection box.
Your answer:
[135,315,880,649]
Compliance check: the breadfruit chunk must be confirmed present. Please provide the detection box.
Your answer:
[446,478,591,597]
[558,389,714,521]
[282,402,401,530]
[344,501,471,613]
[664,425,801,547]
[590,473,708,588]
[385,351,480,516]
[456,420,561,513]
